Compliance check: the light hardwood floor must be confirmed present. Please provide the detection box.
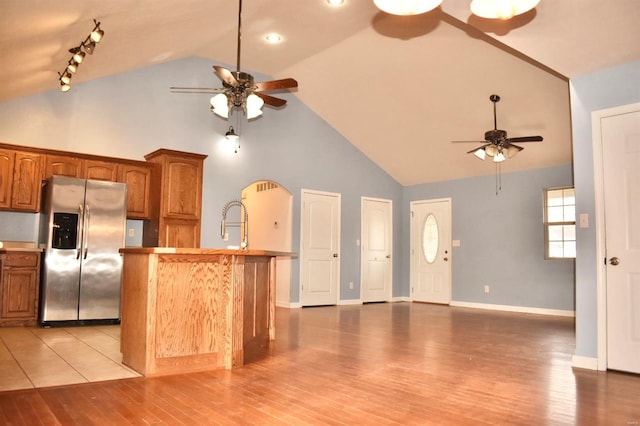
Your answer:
[1,303,639,425]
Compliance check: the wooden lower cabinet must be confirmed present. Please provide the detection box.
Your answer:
[0,251,41,326]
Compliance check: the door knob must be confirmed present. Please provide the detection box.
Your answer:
[333,253,339,258]
[386,255,391,259]
[609,257,620,266]
[443,257,448,262]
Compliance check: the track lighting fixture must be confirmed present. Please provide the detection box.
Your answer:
[57,19,104,92]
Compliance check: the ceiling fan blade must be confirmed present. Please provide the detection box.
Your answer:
[255,78,298,92]
[255,92,287,107]
[170,87,223,93]
[507,136,543,143]
[452,140,487,144]
[466,144,490,154]
[213,66,239,86]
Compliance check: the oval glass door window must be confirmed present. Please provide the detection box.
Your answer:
[422,213,439,263]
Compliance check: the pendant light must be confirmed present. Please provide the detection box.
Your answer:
[373,0,443,15]
[470,0,540,19]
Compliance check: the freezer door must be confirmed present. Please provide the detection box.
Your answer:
[78,179,127,320]
[40,176,86,322]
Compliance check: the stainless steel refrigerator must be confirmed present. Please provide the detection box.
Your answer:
[39,176,127,326]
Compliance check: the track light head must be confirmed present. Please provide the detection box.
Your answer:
[90,20,104,43]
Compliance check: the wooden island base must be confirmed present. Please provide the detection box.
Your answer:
[119,248,292,377]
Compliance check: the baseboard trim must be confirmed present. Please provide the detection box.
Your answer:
[391,296,411,302]
[571,355,599,371]
[338,299,363,305]
[450,300,575,317]
[276,301,302,309]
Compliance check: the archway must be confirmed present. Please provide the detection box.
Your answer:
[241,180,292,306]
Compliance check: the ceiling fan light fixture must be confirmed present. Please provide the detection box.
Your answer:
[225,126,239,141]
[210,93,230,118]
[485,144,499,157]
[507,145,523,158]
[493,151,506,163]
[470,0,540,19]
[373,0,442,15]
[246,94,264,119]
[473,148,487,160]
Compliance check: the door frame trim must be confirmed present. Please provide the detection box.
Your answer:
[591,101,640,371]
[299,188,341,306]
[360,196,393,303]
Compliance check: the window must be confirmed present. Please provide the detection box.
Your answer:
[544,186,576,259]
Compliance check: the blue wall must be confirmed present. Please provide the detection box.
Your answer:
[403,165,575,310]
[0,56,576,312]
[0,57,402,304]
[569,60,640,358]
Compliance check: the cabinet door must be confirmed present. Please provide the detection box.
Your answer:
[1,268,38,320]
[44,154,83,178]
[0,149,15,209]
[11,152,42,211]
[118,164,152,219]
[161,219,200,248]
[84,160,118,182]
[164,158,202,219]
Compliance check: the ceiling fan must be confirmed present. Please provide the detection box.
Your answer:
[453,94,543,163]
[170,0,298,120]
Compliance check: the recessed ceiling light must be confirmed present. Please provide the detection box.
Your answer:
[265,33,282,43]
[327,0,344,6]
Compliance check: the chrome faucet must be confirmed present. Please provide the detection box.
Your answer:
[221,200,248,249]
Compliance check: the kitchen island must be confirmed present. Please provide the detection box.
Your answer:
[118,247,293,376]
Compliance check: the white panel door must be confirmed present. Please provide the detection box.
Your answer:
[410,199,451,304]
[300,190,340,306]
[602,108,640,374]
[361,197,392,302]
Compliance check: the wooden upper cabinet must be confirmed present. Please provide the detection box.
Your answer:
[0,148,15,209]
[118,163,152,219]
[84,159,119,182]
[44,155,83,178]
[164,158,202,219]
[11,152,42,212]
[144,149,207,248]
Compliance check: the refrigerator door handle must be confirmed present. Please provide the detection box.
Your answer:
[76,204,83,260]
[83,204,91,259]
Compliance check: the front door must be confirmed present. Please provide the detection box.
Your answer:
[600,105,640,374]
[410,198,451,304]
[300,190,340,306]
[361,197,392,302]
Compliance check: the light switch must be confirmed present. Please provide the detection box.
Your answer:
[579,213,589,228]
[452,240,461,247]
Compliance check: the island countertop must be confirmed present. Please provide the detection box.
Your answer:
[119,248,293,376]
[119,247,295,257]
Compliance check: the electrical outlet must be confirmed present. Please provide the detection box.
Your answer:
[484,285,490,294]
[349,282,354,290]
[128,228,135,237]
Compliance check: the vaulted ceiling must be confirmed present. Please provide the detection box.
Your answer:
[1,1,639,185]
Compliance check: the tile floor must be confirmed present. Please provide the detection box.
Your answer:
[0,325,140,392]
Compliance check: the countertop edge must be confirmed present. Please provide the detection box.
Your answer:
[119,247,297,257]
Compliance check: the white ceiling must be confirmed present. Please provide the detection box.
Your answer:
[1,0,639,185]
